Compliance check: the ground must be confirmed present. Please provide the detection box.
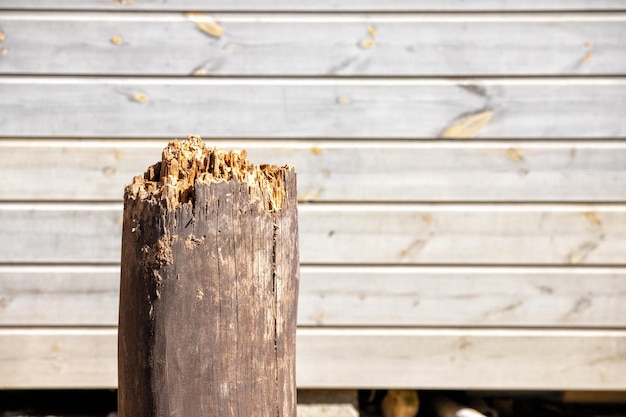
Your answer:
[1,389,625,417]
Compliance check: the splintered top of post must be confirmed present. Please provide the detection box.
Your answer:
[126,135,292,212]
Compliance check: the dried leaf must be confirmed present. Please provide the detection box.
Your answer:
[442,110,493,139]
[582,51,593,63]
[186,12,223,38]
[0,32,5,42]
[584,40,593,48]
[1,47,7,56]
[309,146,322,156]
[367,25,377,36]
[132,92,149,103]
[336,97,350,105]
[360,38,375,49]
[110,35,123,45]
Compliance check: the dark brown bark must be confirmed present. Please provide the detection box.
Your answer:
[118,136,299,417]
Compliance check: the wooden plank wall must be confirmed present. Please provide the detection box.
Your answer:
[0,1,625,390]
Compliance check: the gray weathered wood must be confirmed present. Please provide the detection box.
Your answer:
[0,203,123,263]
[299,205,626,265]
[0,266,120,325]
[2,266,625,328]
[0,328,117,389]
[298,328,626,389]
[1,328,625,390]
[299,267,626,328]
[1,12,624,76]
[1,78,624,138]
[3,140,626,202]
[1,203,624,265]
[1,0,624,398]
[2,0,624,11]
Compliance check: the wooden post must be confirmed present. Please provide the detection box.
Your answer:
[118,135,299,417]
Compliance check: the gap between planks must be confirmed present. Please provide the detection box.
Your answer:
[3,264,626,274]
[2,76,626,86]
[3,138,626,148]
[1,0,625,12]
[1,11,626,22]
[2,326,626,337]
[2,202,626,211]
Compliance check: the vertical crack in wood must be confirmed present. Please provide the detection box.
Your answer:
[232,192,241,415]
[272,219,280,417]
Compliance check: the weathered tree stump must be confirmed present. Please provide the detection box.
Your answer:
[118,135,299,417]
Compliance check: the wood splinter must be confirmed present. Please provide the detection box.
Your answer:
[118,135,299,417]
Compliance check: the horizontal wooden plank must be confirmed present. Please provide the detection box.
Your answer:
[0,266,120,326]
[0,328,117,389]
[1,13,624,76]
[3,140,626,202]
[1,328,625,390]
[298,267,626,328]
[304,205,626,265]
[298,328,626,389]
[0,78,625,138]
[1,266,625,328]
[1,0,624,11]
[0,203,624,265]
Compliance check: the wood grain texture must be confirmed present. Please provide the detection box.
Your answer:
[3,140,626,202]
[2,0,624,11]
[299,328,626,390]
[2,266,625,328]
[1,203,624,265]
[299,267,626,328]
[1,12,624,76]
[1,328,625,390]
[1,78,625,138]
[118,170,299,416]
[300,205,626,265]
[0,1,624,397]
[0,328,118,389]
[0,266,120,326]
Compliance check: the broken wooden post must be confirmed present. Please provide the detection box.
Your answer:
[118,135,299,417]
